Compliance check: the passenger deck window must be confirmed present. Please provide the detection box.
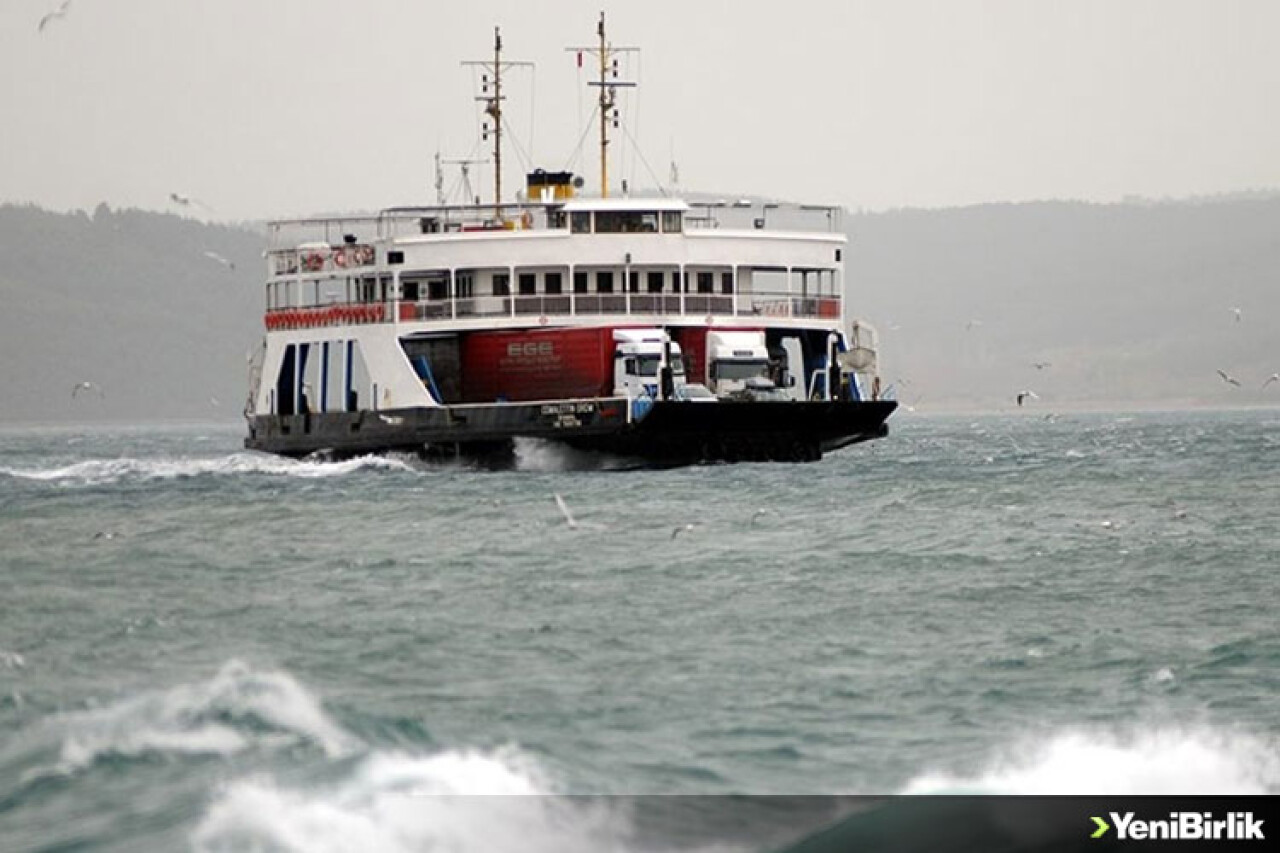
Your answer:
[661,211,682,233]
[571,212,591,233]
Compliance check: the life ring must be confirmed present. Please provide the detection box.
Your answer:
[538,315,548,326]
[333,248,348,268]
[302,252,324,272]
[521,211,533,230]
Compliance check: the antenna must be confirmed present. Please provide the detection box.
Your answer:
[439,156,490,206]
[566,12,637,198]
[462,27,533,214]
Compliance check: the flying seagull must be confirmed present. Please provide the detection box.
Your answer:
[170,192,213,212]
[553,493,578,529]
[671,523,695,540]
[1032,361,1052,370]
[965,319,983,331]
[1016,390,1039,407]
[72,380,103,398]
[1230,306,1242,322]
[1263,374,1279,389]
[38,0,72,33]
[1216,369,1241,388]
[203,250,235,271]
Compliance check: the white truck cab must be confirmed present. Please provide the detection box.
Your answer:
[705,330,777,398]
[613,328,688,400]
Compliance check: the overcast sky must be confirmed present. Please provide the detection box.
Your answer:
[4,0,1278,220]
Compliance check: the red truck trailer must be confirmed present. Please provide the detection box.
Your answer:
[460,327,617,403]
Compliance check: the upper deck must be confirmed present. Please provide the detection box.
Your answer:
[262,197,849,333]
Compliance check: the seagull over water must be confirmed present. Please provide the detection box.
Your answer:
[72,380,103,398]
[203,250,235,271]
[1216,369,1241,387]
[1263,373,1279,389]
[38,0,72,33]
[553,493,578,529]
[1016,390,1039,406]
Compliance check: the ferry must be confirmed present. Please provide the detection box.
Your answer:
[243,17,896,465]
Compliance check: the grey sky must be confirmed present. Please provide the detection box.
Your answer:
[4,0,1278,220]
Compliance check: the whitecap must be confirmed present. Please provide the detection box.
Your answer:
[0,453,415,486]
[192,749,635,853]
[902,726,1280,794]
[33,660,358,778]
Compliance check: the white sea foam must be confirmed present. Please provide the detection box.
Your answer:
[0,453,414,485]
[902,726,1280,794]
[39,660,358,777]
[513,437,634,472]
[192,749,637,853]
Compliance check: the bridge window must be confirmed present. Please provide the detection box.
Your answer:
[594,211,659,233]
[661,211,682,233]
[571,212,591,233]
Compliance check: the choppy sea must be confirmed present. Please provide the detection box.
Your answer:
[1,409,1278,851]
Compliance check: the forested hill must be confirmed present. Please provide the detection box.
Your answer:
[0,204,261,423]
[848,197,1280,411]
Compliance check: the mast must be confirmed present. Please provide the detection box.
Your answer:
[463,27,532,214]
[568,13,637,198]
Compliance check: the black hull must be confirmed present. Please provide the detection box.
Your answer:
[244,398,896,465]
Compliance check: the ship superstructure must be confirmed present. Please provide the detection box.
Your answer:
[244,16,895,464]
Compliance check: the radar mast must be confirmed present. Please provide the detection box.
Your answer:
[567,12,637,198]
[463,27,532,213]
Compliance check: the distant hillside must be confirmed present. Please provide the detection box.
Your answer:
[849,199,1280,411]
[1,198,1276,424]
[0,204,262,423]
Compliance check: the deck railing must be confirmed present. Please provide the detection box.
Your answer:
[264,291,840,330]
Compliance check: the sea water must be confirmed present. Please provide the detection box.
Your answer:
[1,409,1278,850]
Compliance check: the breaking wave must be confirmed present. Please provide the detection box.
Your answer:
[0,453,415,485]
[189,750,648,853]
[901,725,1280,794]
[21,660,359,781]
